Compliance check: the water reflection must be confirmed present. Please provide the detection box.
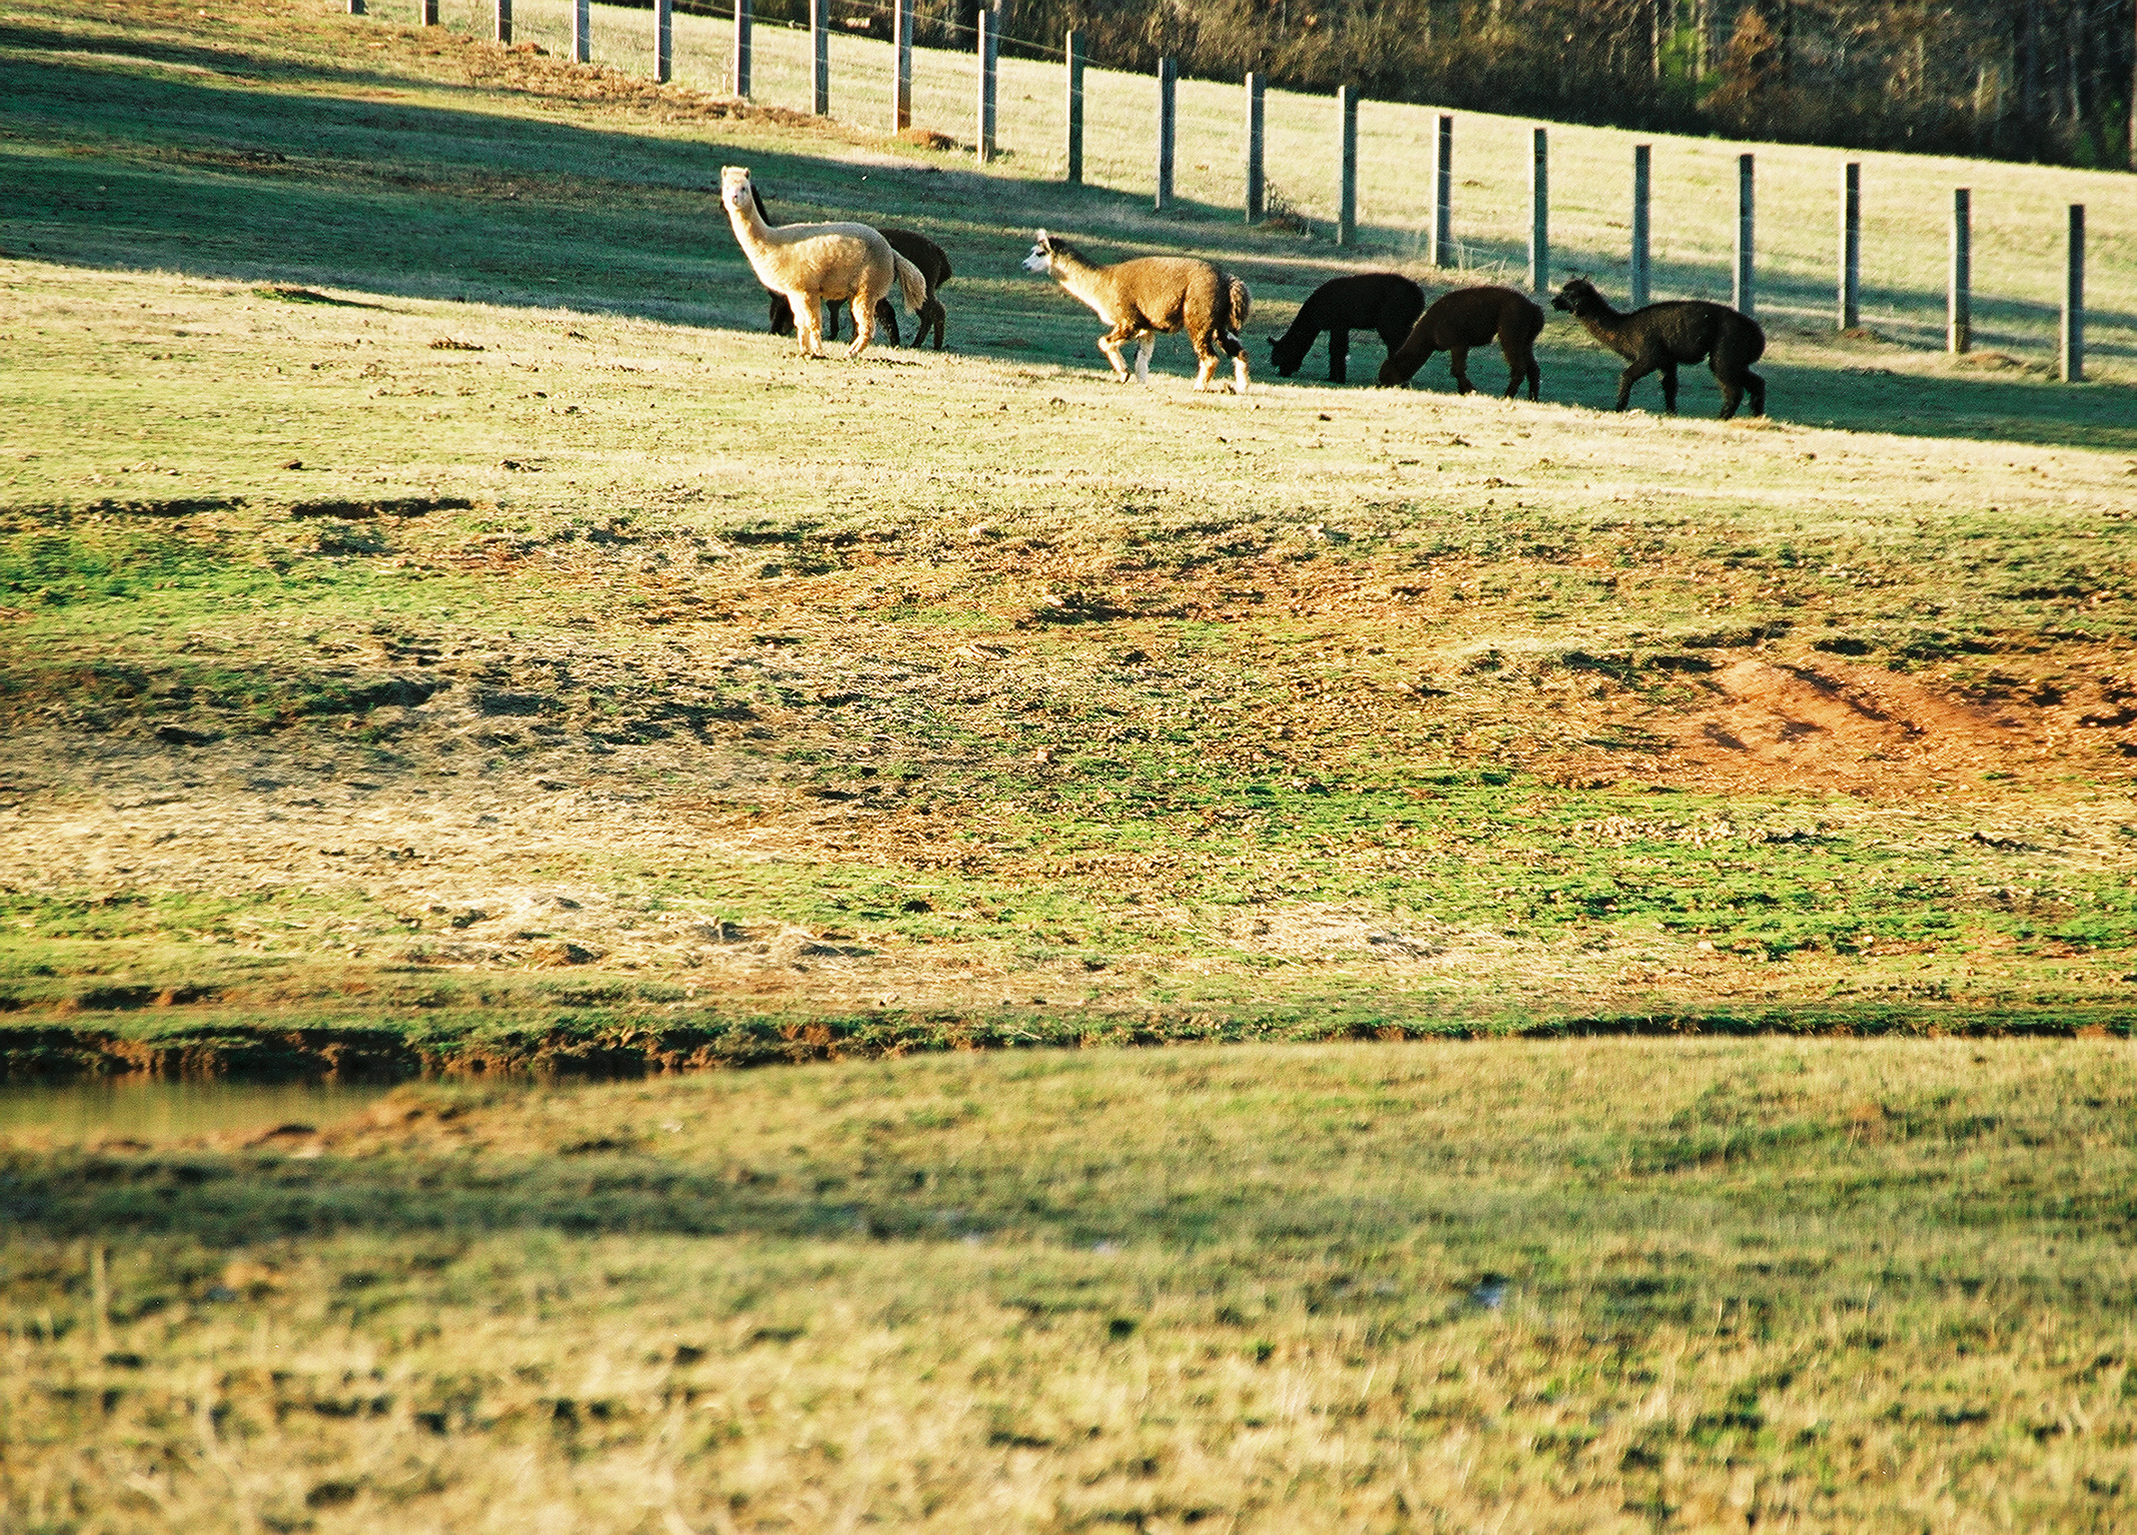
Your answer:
[0,1078,395,1142]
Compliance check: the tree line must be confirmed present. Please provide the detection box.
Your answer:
[742,0,2135,169]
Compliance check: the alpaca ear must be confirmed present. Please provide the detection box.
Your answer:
[1034,228,1050,245]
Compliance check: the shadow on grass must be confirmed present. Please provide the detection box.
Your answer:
[3,42,2132,449]
[1,1066,2127,1255]
[1526,344,2137,449]
[0,17,452,93]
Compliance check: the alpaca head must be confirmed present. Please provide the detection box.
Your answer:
[720,166,756,217]
[1022,230,1058,275]
[1267,333,1307,377]
[1551,276,1603,315]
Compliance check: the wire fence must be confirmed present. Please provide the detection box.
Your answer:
[365,0,2129,370]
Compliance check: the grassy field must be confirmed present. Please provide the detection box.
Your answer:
[2,0,2136,1071]
[409,0,2137,360]
[5,0,2137,1527]
[10,1039,2137,1532]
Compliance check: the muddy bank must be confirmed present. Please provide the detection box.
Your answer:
[4,1002,2127,1082]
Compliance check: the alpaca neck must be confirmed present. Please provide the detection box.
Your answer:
[728,194,789,261]
[1048,249,1112,312]
[1580,296,1630,343]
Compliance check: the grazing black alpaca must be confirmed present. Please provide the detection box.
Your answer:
[1266,272,1425,384]
[1377,284,1546,398]
[1550,277,1766,419]
[754,187,953,348]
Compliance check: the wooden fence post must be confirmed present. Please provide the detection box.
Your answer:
[1430,114,1452,266]
[1336,86,1358,246]
[1734,151,1754,316]
[1065,30,1085,184]
[348,0,365,16]
[2060,203,2085,382]
[1839,161,1860,330]
[1630,144,1651,308]
[811,0,828,115]
[1156,56,1176,212]
[419,0,436,26]
[976,8,998,165]
[731,0,751,97]
[571,0,588,64]
[1948,187,1971,354]
[1526,127,1548,294]
[494,0,510,44]
[1244,73,1265,224]
[655,0,671,83]
[892,0,912,133]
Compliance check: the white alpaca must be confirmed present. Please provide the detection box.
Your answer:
[721,166,928,359]
[1023,229,1251,393]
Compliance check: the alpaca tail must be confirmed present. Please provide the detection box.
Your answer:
[891,252,929,315]
[1225,275,1252,334]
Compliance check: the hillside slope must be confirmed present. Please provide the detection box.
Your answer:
[3,0,2136,1069]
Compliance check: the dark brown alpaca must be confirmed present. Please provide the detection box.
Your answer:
[755,188,952,348]
[1377,285,1545,398]
[1550,277,1765,419]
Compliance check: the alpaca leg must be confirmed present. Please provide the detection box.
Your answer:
[1449,346,1474,395]
[1193,347,1218,392]
[1658,361,1680,414]
[824,301,842,343]
[1097,333,1130,381]
[1744,369,1765,417]
[1525,357,1541,401]
[1615,362,1650,411]
[768,292,792,336]
[924,297,946,350]
[1377,324,1409,381]
[1500,337,1530,399]
[1328,329,1348,385]
[1133,333,1155,385]
[844,287,879,359]
[875,298,900,347]
[1220,330,1249,395]
[787,293,819,356]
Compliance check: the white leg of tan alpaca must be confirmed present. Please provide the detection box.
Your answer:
[1134,334,1154,383]
[1097,336,1128,380]
[785,293,816,355]
[1233,356,1250,394]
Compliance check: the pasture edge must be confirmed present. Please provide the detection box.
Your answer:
[3,1001,2129,1081]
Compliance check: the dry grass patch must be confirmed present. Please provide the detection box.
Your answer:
[8,1038,2137,1531]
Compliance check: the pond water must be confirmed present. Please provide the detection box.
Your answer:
[0,1078,398,1142]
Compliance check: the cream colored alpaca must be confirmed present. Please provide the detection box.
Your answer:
[721,166,927,359]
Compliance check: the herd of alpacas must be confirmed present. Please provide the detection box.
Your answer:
[719,165,1767,418]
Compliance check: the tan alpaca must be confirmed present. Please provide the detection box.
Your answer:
[1023,230,1251,394]
[721,166,928,359]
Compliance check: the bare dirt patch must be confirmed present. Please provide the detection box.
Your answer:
[1664,657,2032,791]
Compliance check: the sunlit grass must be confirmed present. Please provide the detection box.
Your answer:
[8,1038,2137,1531]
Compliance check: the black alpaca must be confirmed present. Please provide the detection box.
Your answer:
[1267,273,1425,384]
[1550,277,1766,419]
